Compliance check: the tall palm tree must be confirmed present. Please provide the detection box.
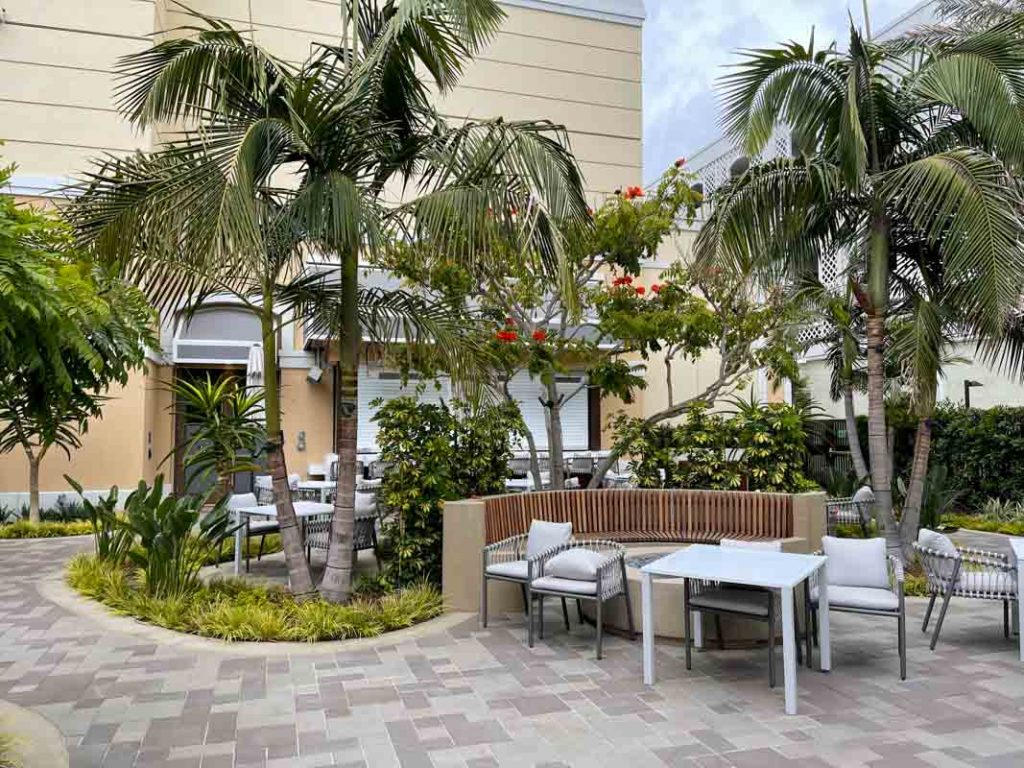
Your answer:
[696,19,1024,555]
[71,2,588,601]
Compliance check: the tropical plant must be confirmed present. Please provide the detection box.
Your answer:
[696,15,1024,558]
[65,478,133,564]
[69,2,588,603]
[167,374,266,501]
[0,161,154,523]
[979,497,1024,524]
[373,395,521,586]
[119,476,237,599]
[40,494,87,523]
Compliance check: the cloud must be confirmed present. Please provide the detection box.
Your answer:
[642,0,924,180]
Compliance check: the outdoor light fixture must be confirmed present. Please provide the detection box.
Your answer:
[964,380,983,408]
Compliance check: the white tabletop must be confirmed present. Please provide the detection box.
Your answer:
[1009,538,1024,562]
[641,545,826,590]
[237,501,333,519]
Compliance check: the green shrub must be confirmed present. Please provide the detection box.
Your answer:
[0,520,92,538]
[120,476,236,599]
[374,396,521,588]
[66,555,444,642]
[941,513,1024,536]
[0,731,18,768]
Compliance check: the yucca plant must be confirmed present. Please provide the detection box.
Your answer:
[121,475,238,599]
[167,374,265,502]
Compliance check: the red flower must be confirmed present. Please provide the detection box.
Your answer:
[495,330,518,342]
[612,275,634,287]
[651,284,662,294]
[532,329,548,342]
[624,185,645,200]
[675,157,686,168]
[635,286,646,296]
[586,206,594,217]
[505,317,515,326]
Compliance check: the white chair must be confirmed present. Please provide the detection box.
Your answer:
[810,536,906,679]
[481,520,572,627]
[228,492,278,572]
[684,539,802,687]
[914,528,1018,649]
[305,492,380,568]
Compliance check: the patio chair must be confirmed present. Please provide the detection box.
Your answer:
[529,539,635,659]
[914,528,1018,650]
[825,491,873,537]
[305,491,381,567]
[481,520,572,627]
[253,473,301,504]
[683,539,802,687]
[228,493,279,572]
[508,457,531,478]
[810,536,906,679]
[368,460,392,480]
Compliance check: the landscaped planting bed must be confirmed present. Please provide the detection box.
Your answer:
[0,520,92,538]
[67,554,443,642]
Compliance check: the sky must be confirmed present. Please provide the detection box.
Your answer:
[642,0,926,180]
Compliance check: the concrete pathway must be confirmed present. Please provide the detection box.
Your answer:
[2,538,1024,767]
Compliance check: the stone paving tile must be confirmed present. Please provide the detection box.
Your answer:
[4,538,1024,766]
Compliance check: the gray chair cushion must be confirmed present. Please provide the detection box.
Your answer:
[546,549,608,581]
[688,587,770,617]
[918,528,960,580]
[822,536,890,589]
[530,575,597,596]
[248,520,279,534]
[813,584,899,612]
[525,520,572,559]
[853,485,875,505]
[486,561,528,580]
[227,493,257,510]
[355,491,377,517]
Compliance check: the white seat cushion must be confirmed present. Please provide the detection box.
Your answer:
[720,538,782,552]
[355,492,377,517]
[822,536,890,589]
[525,520,572,559]
[853,486,875,505]
[486,560,529,580]
[546,549,609,581]
[530,576,597,596]
[248,520,279,534]
[689,587,770,617]
[957,570,1017,595]
[813,585,899,612]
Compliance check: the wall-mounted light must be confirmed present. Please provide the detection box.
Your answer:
[964,380,983,409]
[297,431,306,452]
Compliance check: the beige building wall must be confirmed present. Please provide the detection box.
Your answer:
[1,0,644,494]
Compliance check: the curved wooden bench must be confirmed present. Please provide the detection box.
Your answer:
[484,489,794,545]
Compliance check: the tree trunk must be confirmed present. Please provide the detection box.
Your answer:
[261,302,316,599]
[899,417,933,560]
[865,313,896,550]
[523,427,544,491]
[320,248,359,604]
[843,387,870,481]
[27,449,41,525]
[543,379,566,490]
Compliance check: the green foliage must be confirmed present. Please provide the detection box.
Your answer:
[0,159,156,518]
[930,404,1024,511]
[120,476,237,599]
[375,396,521,586]
[894,463,961,530]
[167,374,266,493]
[65,478,134,564]
[613,401,818,493]
[40,494,87,522]
[0,520,92,539]
[941,514,1024,536]
[0,731,17,768]
[66,554,444,642]
[979,498,1024,523]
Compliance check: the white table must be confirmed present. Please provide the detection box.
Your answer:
[640,545,830,715]
[1010,538,1024,661]
[233,501,333,575]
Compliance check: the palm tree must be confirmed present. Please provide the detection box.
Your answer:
[696,19,1024,555]
[70,2,588,601]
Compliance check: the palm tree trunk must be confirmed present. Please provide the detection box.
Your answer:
[320,248,359,604]
[843,387,870,481]
[27,448,41,525]
[866,312,896,549]
[261,303,316,599]
[544,379,566,490]
[899,416,932,560]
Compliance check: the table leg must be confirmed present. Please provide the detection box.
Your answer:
[1017,557,1024,661]
[693,609,704,649]
[781,586,797,715]
[233,511,243,576]
[642,571,655,685]
[817,567,832,671]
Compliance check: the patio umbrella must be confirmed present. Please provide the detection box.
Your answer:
[246,342,265,424]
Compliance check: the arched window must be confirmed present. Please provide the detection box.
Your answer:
[172,306,266,364]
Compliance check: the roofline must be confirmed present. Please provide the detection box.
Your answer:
[500,0,645,27]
